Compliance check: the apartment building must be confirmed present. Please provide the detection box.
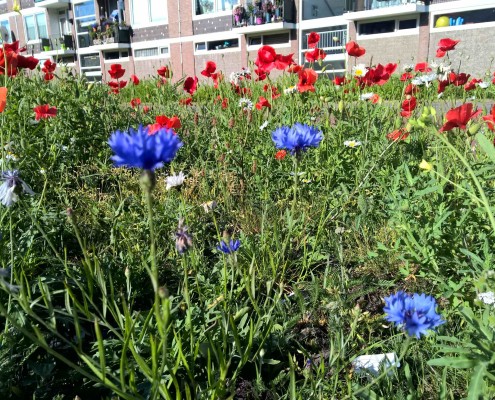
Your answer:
[0,0,494,82]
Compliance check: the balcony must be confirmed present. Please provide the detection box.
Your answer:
[302,29,347,60]
[344,0,427,20]
[34,0,70,9]
[231,0,296,34]
[41,34,76,57]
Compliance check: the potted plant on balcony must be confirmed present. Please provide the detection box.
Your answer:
[247,3,256,24]
[262,1,273,23]
[233,5,245,26]
[113,22,131,44]
[255,9,263,25]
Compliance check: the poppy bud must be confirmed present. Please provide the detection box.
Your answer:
[338,100,344,113]
[406,122,413,131]
[468,123,481,136]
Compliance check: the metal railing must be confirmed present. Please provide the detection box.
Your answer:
[345,0,426,12]
[41,34,74,51]
[303,29,347,57]
[231,0,295,28]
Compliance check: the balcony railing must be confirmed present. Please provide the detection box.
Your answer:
[303,29,347,56]
[34,0,70,9]
[231,0,295,29]
[345,0,426,12]
[41,34,74,52]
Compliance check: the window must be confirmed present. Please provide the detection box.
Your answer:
[196,0,239,16]
[134,46,169,58]
[0,19,10,44]
[358,18,418,36]
[433,8,495,28]
[195,38,239,52]
[131,0,167,25]
[24,13,48,41]
[104,51,129,61]
[248,32,290,47]
[74,1,96,49]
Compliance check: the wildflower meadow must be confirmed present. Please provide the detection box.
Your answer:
[1,34,495,399]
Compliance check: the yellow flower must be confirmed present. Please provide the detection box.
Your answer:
[419,159,433,171]
[12,0,21,13]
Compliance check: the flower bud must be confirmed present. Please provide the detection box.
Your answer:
[338,100,344,113]
[419,159,433,171]
[468,123,481,136]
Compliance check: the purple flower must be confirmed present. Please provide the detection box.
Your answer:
[384,291,444,338]
[108,125,183,170]
[0,170,34,207]
[272,123,323,155]
[217,239,241,254]
[175,219,192,254]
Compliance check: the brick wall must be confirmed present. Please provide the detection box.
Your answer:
[132,25,169,42]
[357,34,420,67]
[195,50,243,80]
[429,29,495,77]
[192,16,233,35]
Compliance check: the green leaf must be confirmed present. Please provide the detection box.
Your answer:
[467,362,487,400]
[428,357,477,369]
[476,133,495,165]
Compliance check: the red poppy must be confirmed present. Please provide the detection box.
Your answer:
[275,150,287,160]
[307,32,320,49]
[297,68,317,93]
[400,96,417,117]
[0,87,7,113]
[387,128,410,141]
[42,59,56,74]
[274,53,295,70]
[143,105,150,114]
[221,97,228,109]
[385,63,398,75]
[464,78,482,91]
[333,75,347,86]
[44,73,54,81]
[400,72,413,81]
[414,62,431,73]
[179,97,192,106]
[108,64,125,79]
[155,115,181,130]
[108,80,127,93]
[483,105,495,131]
[436,38,460,58]
[305,48,326,63]
[439,103,482,132]
[287,64,303,74]
[34,104,57,121]
[157,66,171,78]
[405,83,419,95]
[211,72,222,88]
[130,74,140,85]
[255,45,277,72]
[183,76,198,95]
[130,98,141,108]
[449,72,470,86]
[370,94,380,104]
[438,79,449,94]
[254,68,267,81]
[255,96,271,110]
[345,41,366,57]
[201,61,217,77]
[0,41,39,76]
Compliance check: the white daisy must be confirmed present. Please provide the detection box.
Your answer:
[360,93,375,101]
[344,140,362,148]
[284,86,298,95]
[352,64,369,78]
[238,98,253,111]
[166,171,186,190]
[259,120,269,131]
[478,81,491,89]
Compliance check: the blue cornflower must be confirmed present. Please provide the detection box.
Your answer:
[108,125,183,170]
[384,291,444,338]
[217,239,241,254]
[271,123,323,155]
